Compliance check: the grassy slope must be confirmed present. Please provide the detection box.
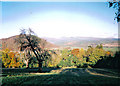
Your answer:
[2,68,120,86]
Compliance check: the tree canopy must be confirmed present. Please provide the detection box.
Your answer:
[15,28,49,72]
[108,0,120,22]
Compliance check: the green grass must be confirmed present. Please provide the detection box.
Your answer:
[70,47,119,52]
[1,68,120,86]
[103,47,119,52]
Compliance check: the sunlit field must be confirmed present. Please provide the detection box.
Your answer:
[2,67,120,86]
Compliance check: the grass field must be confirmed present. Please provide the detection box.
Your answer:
[103,47,119,52]
[1,67,120,86]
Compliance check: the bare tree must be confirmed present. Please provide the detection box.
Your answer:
[15,28,49,72]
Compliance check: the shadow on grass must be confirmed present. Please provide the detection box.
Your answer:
[2,68,120,86]
[2,67,60,76]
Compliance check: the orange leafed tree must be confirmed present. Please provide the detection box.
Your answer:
[71,48,80,56]
[2,48,23,68]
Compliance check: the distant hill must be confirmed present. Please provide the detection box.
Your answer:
[43,37,120,49]
[0,36,119,51]
[0,35,59,51]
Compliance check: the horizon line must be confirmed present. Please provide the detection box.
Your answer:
[0,34,119,40]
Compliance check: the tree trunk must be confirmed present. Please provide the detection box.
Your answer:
[25,60,29,69]
[38,61,42,72]
[31,63,33,68]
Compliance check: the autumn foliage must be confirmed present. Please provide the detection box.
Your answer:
[71,49,80,56]
[1,48,23,68]
[1,44,119,69]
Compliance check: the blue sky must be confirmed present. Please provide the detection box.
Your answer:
[1,2,118,39]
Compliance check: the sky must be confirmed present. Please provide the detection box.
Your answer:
[1,2,118,39]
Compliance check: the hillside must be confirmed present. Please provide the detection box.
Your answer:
[0,35,59,51]
[43,37,120,49]
[0,36,119,51]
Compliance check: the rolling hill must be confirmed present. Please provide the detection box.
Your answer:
[43,37,120,49]
[0,35,119,51]
[0,35,59,51]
